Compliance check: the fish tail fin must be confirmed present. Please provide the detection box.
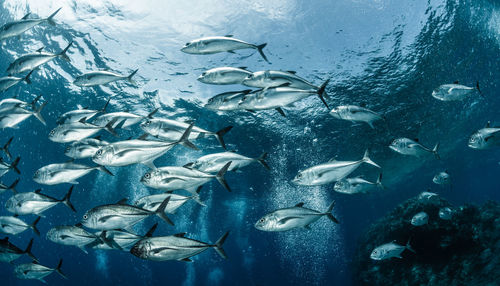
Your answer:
[10,156,21,174]
[432,142,440,159]
[2,136,13,159]
[144,223,158,238]
[33,101,47,126]
[98,231,122,250]
[476,81,485,98]
[58,41,72,62]
[406,238,416,253]
[376,173,385,190]
[317,79,330,109]
[127,69,139,85]
[255,152,270,171]
[214,126,233,150]
[24,238,38,262]
[146,108,159,119]
[362,149,381,168]
[155,196,174,226]
[324,200,339,224]
[7,178,19,194]
[55,259,68,279]
[61,186,76,213]
[103,118,121,137]
[46,7,62,26]
[192,186,206,206]
[24,70,34,84]
[96,165,114,176]
[256,43,269,63]
[30,216,41,236]
[176,122,199,150]
[215,162,232,192]
[30,94,42,110]
[100,98,111,113]
[213,231,229,259]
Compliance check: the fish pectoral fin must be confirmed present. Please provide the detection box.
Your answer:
[180,257,193,262]
[78,246,89,254]
[152,247,174,254]
[484,135,493,142]
[98,215,117,223]
[142,159,156,170]
[60,235,71,240]
[295,202,305,207]
[277,217,301,225]
[304,225,312,230]
[162,177,186,184]
[173,232,186,237]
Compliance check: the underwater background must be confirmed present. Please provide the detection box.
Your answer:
[0,0,499,285]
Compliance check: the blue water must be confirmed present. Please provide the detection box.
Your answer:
[1,0,499,285]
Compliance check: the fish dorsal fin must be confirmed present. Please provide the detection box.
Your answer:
[32,260,39,264]
[164,190,174,194]
[116,198,128,205]
[359,102,366,108]
[173,232,186,237]
[238,66,248,70]
[224,34,234,38]
[13,214,19,218]
[295,202,305,207]
[328,157,337,163]
[65,158,75,163]
[94,135,101,140]
[3,237,9,241]
[78,117,87,123]
[126,136,132,140]
[81,106,89,110]
[183,162,193,168]
[414,138,419,142]
[74,223,83,227]
[453,80,459,84]
[286,70,297,74]
[36,47,44,53]
[21,13,31,20]
[485,121,491,128]
[34,189,42,194]
[138,133,148,140]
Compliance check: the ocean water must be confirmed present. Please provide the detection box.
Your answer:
[0,0,499,285]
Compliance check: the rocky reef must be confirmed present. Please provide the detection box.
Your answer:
[353,194,500,286]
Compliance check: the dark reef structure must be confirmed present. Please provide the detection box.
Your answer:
[354,194,500,286]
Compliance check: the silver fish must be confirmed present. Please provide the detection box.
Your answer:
[333,174,384,194]
[33,162,113,185]
[432,82,481,101]
[5,187,76,216]
[81,197,172,230]
[370,240,414,260]
[0,101,47,128]
[0,70,32,92]
[140,162,232,194]
[204,90,251,111]
[91,224,158,251]
[0,178,19,194]
[56,99,110,125]
[0,8,61,41]
[0,94,41,112]
[135,191,205,214]
[48,118,119,143]
[330,105,384,129]
[181,35,268,62]
[433,171,451,185]
[14,259,67,283]
[7,42,72,75]
[185,151,269,173]
[418,191,438,200]
[130,231,229,262]
[140,118,232,149]
[0,216,39,236]
[0,157,20,178]
[242,70,319,90]
[197,67,252,85]
[389,138,440,159]
[468,122,500,150]
[411,212,428,226]
[438,207,453,220]
[92,109,157,129]
[255,201,339,232]
[0,237,37,263]
[46,224,101,254]
[292,150,381,186]
[73,69,138,87]
[64,136,109,159]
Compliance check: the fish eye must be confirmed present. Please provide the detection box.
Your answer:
[49,130,55,135]
[145,173,151,179]
[96,150,102,155]
[259,218,264,223]
[83,215,88,220]
[201,72,206,76]
[185,42,190,46]
[144,120,151,126]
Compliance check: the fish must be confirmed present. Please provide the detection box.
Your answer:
[438,207,453,220]
[255,201,339,232]
[92,124,196,168]
[6,42,72,75]
[130,231,229,262]
[418,190,438,200]
[0,237,37,263]
[33,162,113,185]
[81,197,173,230]
[0,156,21,177]
[48,117,120,143]
[333,174,384,194]
[92,109,158,129]
[0,8,61,41]
[56,99,110,125]
[5,187,76,216]
[140,118,233,149]
[91,223,158,251]
[0,101,47,128]
[468,121,500,150]
[329,105,384,129]
[197,67,252,85]
[370,239,414,260]
[181,35,269,63]
[0,178,19,194]
[433,171,451,185]
[0,94,41,112]
[237,80,330,115]
[204,90,252,111]
[46,224,103,254]
[14,259,67,283]
[0,70,33,92]
[411,212,428,226]
[389,138,440,159]
[0,216,40,236]
[140,162,232,193]
[432,81,482,101]
[73,69,139,87]
[135,190,205,214]
[292,150,381,186]
[184,151,269,173]
[64,136,109,159]
[242,70,319,90]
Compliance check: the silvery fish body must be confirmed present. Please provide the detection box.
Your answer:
[370,241,413,260]
[46,225,99,252]
[33,162,110,185]
[73,70,138,87]
[5,188,74,216]
[333,175,382,194]
[411,212,428,226]
[92,229,144,251]
[140,118,211,141]
[197,67,252,85]
[92,112,142,128]
[14,260,65,282]
[0,75,29,92]
[418,191,438,200]
[0,97,32,110]
[432,83,479,101]
[238,87,318,110]
[135,193,202,214]
[242,70,317,89]
[189,151,265,173]
[48,121,111,143]
[468,126,500,150]
[330,105,383,129]
[0,157,19,177]
[204,90,250,111]
[0,8,61,41]
[255,201,338,232]
[0,216,37,235]
[389,138,439,158]
[64,137,109,159]
[438,207,453,220]
[0,237,33,262]
[140,166,215,193]
[57,109,101,125]
[292,150,380,186]
[433,171,450,185]
[7,51,63,75]
[181,36,268,62]
[0,104,45,128]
